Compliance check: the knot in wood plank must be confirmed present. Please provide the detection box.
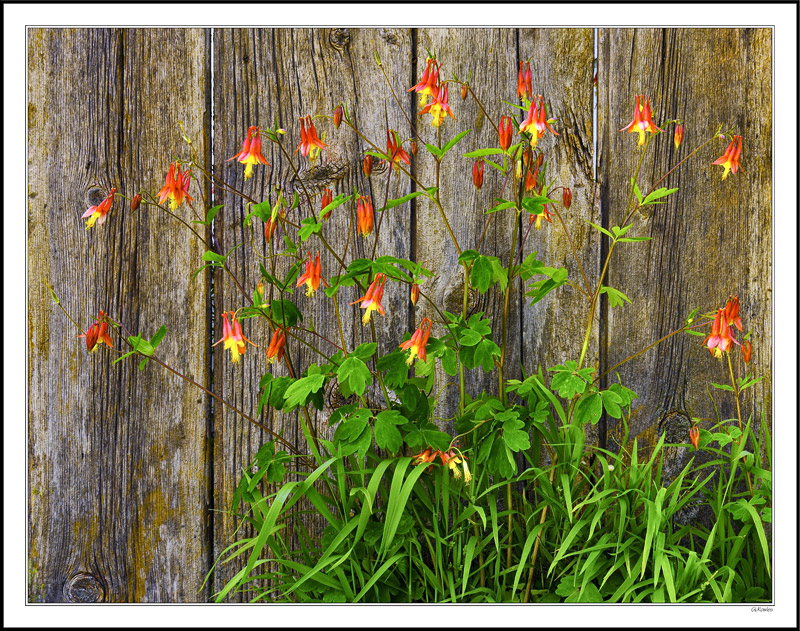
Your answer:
[328,29,350,51]
[63,572,106,602]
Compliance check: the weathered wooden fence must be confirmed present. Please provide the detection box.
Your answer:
[28,27,771,602]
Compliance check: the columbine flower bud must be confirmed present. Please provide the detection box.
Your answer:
[536,152,545,170]
[674,124,684,149]
[363,155,373,178]
[562,187,572,209]
[320,188,334,220]
[333,105,343,128]
[472,160,484,189]
[130,193,142,212]
[461,83,468,100]
[410,282,420,306]
[410,140,418,156]
[499,116,513,151]
[689,426,700,451]
[255,280,267,306]
[741,340,752,363]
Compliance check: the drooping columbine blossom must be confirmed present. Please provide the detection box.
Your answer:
[712,135,743,180]
[408,57,440,106]
[356,195,374,237]
[296,251,327,296]
[266,328,288,364]
[562,188,572,210]
[619,95,664,147]
[703,307,739,358]
[529,204,553,230]
[499,115,513,151]
[213,311,257,364]
[227,126,270,180]
[264,209,285,243]
[723,294,743,333]
[741,340,752,364]
[157,162,193,210]
[420,82,457,128]
[363,154,374,178]
[519,95,559,148]
[81,188,117,229]
[294,115,327,161]
[78,310,114,353]
[385,130,411,170]
[399,317,433,365]
[349,273,386,325]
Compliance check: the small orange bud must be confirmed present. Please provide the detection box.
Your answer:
[130,193,142,212]
[333,105,343,128]
[410,140,418,156]
[255,280,266,305]
[461,83,468,100]
[320,188,334,220]
[689,426,700,451]
[674,124,684,149]
[363,155,373,178]
[410,283,420,306]
[472,160,484,189]
[536,152,545,170]
[562,188,572,210]
[741,340,752,363]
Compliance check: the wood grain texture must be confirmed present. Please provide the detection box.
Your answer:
[597,28,772,451]
[210,27,413,598]
[28,29,211,601]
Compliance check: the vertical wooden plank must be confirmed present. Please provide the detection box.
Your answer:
[597,29,771,451]
[517,29,599,428]
[413,28,520,423]
[211,27,413,598]
[28,28,211,602]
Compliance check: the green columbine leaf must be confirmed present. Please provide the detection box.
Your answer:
[378,191,428,212]
[439,129,471,157]
[575,392,602,425]
[464,148,505,158]
[374,410,408,452]
[642,187,678,206]
[337,356,372,397]
[471,255,495,293]
[600,285,632,308]
[377,351,410,389]
[298,217,323,242]
[283,374,326,411]
[270,299,302,327]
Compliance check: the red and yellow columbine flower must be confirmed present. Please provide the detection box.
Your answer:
[408,57,440,106]
[420,82,457,127]
[674,123,684,149]
[519,95,559,148]
[529,204,553,230]
[213,310,257,364]
[356,195,374,237]
[499,115,513,151]
[295,115,327,161]
[296,251,327,296]
[349,273,386,325]
[410,282,420,306]
[472,160,484,189]
[78,310,114,353]
[385,130,411,170]
[689,426,700,451]
[320,188,334,221]
[517,60,532,100]
[619,95,664,146]
[227,126,270,180]
[81,188,116,229]
[712,135,743,180]
[157,162,193,210]
[399,317,433,365]
[703,307,739,358]
[266,328,288,364]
